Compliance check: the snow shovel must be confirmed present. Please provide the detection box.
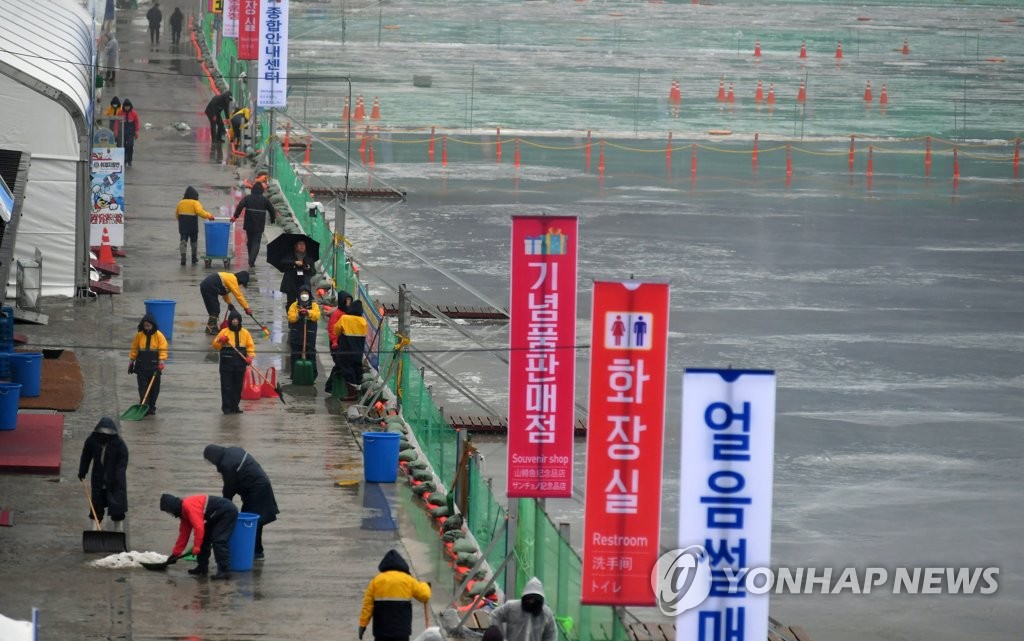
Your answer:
[292,318,315,386]
[120,374,157,421]
[81,479,127,553]
[230,345,287,404]
[141,554,180,571]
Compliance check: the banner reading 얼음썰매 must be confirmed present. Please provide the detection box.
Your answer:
[257,0,288,108]
[678,369,776,641]
[89,147,126,247]
[237,0,260,60]
[223,0,239,38]
[581,281,670,605]
[507,216,577,498]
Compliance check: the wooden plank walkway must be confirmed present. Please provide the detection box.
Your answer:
[381,302,509,320]
[447,414,587,436]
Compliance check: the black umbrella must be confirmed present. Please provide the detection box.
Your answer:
[266,233,320,273]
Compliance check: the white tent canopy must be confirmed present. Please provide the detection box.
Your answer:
[0,0,94,297]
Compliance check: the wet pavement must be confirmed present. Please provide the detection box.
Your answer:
[0,3,442,639]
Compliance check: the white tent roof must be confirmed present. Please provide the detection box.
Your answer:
[0,0,94,128]
[0,0,93,297]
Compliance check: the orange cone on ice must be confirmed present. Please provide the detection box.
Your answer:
[797,81,806,103]
[835,41,843,59]
[755,79,764,103]
[864,80,872,103]
[370,97,381,120]
[354,95,365,121]
[727,83,735,103]
[799,40,807,59]
[716,78,725,102]
[879,83,889,105]
[342,97,350,121]
[902,39,910,55]
[767,82,776,105]
[754,40,761,58]
[669,79,682,106]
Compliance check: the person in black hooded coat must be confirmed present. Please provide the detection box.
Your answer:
[203,444,279,559]
[231,182,277,268]
[205,91,232,143]
[276,237,315,311]
[78,417,129,525]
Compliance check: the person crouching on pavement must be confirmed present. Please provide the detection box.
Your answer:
[128,312,168,416]
[203,444,279,560]
[159,493,238,580]
[78,417,129,529]
[287,285,321,381]
[359,549,432,641]
[213,310,255,414]
[488,577,556,641]
[199,270,251,335]
[175,186,216,265]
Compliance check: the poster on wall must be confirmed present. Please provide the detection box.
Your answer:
[256,0,288,107]
[506,216,578,498]
[237,0,260,60]
[89,147,125,246]
[581,280,670,605]
[223,0,238,37]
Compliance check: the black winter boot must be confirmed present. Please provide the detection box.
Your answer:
[180,253,186,266]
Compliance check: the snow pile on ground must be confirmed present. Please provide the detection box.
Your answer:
[0,612,33,641]
[89,551,168,569]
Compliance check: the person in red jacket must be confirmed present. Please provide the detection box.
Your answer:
[120,98,141,167]
[324,290,353,394]
[160,493,238,580]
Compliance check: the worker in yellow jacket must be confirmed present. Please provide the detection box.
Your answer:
[176,186,216,265]
[212,309,255,415]
[200,271,251,335]
[333,299,368,400]
[128,312,169,416]
[229,106,251,147]
[359,549,431,641]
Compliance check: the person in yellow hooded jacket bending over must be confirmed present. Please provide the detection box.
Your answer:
[229,106,251,148]
[199,271,251,335]
[175,186,216,265]
[212,309,255,415]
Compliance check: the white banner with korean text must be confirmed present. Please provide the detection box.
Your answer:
[223,0,239,38]
[256,0,288,107]
[678,369,776,641]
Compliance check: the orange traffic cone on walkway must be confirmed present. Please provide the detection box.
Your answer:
[799,40,807,59]
[755,79,764,103]
[370,97,381,120]
[796,81,806,103]
[835,41,843,59]
[354,95,365,121]
[754,40,761,58]
[864,80,872,103]
[716,78,725,102]
[98,227,116,265]
[879,83,889,105]
[902,39,910,55]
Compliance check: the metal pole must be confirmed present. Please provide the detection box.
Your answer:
[341,0,346,45]
[398,283,411,339]
[505,499,519,597]
[556,523,570,617]
[247,60,257,147]
[533,498,546,588]
[469,64,475,134]
[268,109,276,178]
[377,2,383,46]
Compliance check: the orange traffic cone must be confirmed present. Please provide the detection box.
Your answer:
[283,122,291,153]
[799,40,807,59]
[879,83,888,105]
[797,81,806,103]
[669,79,682,106]
[727,83,735,103]
[303,135,312,165]
[342,97,350,121]
[754,40,761,58]
[755,79,764,103]
[835,41,843,59]
[902,38,910,55]
[370,97,381,120]
[864,80,872,103]
[354,95,365,121]
[98,227,116,265]
[428,126,436,162]
[767,82,776,105]
[716,78,725,102]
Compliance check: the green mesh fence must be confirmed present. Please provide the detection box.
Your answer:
[200,14,628,640]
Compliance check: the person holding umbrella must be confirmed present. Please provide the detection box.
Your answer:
[78,417,129,529]
[159,493,238,580]
[267,235,319,310]
[231,182,276,268]
[128,312,168,416]
[199,270,251,335]
[212,309,255,414]
[202,444,279,560]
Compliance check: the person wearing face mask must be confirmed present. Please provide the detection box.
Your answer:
[78,417,130,529]
[488,578,556,641]
[120,98,141,166]
[212,309,255,414]
[286,285,321,382]
[128,312,168,416]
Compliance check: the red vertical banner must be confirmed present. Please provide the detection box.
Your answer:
[237,0,260,60]
[507,216,578,498]
[581,281,670,605]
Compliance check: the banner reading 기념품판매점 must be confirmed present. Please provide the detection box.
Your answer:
[507,216,577,498]
[257,0,288,107]
[237,0,259,60]
[581,281,670,605]
[89,147,125,247]
[677,369,776,641]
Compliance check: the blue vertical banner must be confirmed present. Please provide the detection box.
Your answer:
[678,369,776,641]
[257,0,288,107]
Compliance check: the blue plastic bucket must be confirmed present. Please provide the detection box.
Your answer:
[0,382,21,430]
[205,220,231,259]
[9,353,42,398]
[143,299,176,343]
[363,432,401,483]
[228,512,260,571]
